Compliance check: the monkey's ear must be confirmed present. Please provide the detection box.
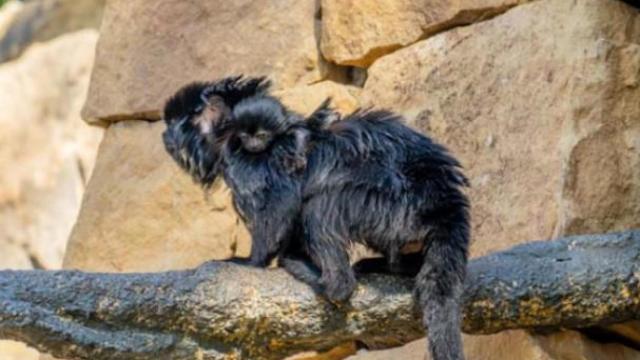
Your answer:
[193,95,231,135]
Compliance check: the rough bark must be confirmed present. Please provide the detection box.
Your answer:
[0,231,639,360]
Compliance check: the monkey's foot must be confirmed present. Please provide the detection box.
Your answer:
[321,274,357,304]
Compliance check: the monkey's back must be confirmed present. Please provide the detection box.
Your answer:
[222,135,304,229]
[302,110,469,256]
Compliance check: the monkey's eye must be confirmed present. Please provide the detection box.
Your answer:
[238,132,250,140]
[255,131,270,140]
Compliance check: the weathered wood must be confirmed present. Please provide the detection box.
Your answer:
[0,231,638,360]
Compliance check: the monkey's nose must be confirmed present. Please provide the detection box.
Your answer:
[245,140,266,153]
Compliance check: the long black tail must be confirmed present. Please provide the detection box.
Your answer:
[415,211,469,360]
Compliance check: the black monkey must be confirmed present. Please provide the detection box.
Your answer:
[162,76,469,360]
[162,76,317,267]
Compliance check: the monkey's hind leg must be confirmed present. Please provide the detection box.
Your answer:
[302,218,356,303]
[280,256,324,293]
[416,219,468,360]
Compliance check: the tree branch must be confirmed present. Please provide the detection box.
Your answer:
[0,231,639,360]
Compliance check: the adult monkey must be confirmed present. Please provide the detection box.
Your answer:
[162,76,469,360]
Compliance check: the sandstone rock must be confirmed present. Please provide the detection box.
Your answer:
[276,80,361,115]
[0,1,23,38]
[351,331,640,360]
[0,341,39,360]
[0,243,33,270]
[63,120,249,272]
[285,342,357,360]
[0,159,87,270]
[363,0,640,257]
[0,30,102,270]
[0,0,105,62]
[0,29,102,360]
[82,0,345,125]
[359,0,640,357]
[535,331,640,360]
[320,0,526,67]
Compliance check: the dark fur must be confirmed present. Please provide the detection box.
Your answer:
[162,76,470,360]
[162,76,272,187]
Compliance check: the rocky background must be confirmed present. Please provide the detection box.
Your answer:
[0,0,104,359]
[0,0,639,359]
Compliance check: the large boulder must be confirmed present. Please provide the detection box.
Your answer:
[0,0,105,62]
[81,0,347,125]
[363,0,640,257]
[63,120,250,272]
[0,29,102,271]
[320,0,526,67]
[275,80,361,115]
[349,331,640,360]
[0,341,39,360]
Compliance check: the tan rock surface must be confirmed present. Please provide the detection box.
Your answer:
[0,30,102,270]
[0,29,102,360]
[63,120,249,272]
[0,1,23,37]
[0,242,32,270]
[276,80,361,115]
[320,0,526,67]
[0,0,104,62]
[356,0,640,357]
[536,331,640,360]
[0,341,39,360]
[82,0,343,125]
[363,0,640,258]
[351,331,640,360]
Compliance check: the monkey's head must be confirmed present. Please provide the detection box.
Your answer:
[163,82,230,137]
[161,76,272,186]
[220,96,297,154]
